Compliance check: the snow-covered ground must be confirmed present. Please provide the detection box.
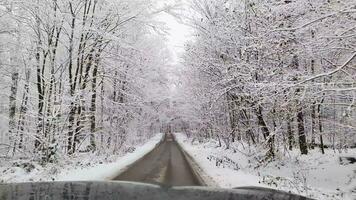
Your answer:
[1,133,164,183]
[175,133,356,200]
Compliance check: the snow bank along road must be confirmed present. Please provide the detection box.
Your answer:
[114,134,202,186]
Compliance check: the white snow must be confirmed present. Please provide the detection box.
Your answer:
[1,133,164,183]
[175,132,356,200]
[57,133,164,181]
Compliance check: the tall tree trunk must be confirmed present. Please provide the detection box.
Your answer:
[227,92,238,142]
[8,72,19,155]
[310,58,316,149]
[89,49,102,151]
[317,100,325,154]
[297,105,308,155]
[44,24,61,162]
[311,103,317,149]
[35,35,44,151]
[287,118,294,151]
[17,69,30,149]
[241,109,255,144]
[72,0,98,153]
[67,2,76,154]
[255,105,274,157]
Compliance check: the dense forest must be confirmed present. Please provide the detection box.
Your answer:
[0,0,173,164]
[0,0,355,178]
[174,0,356,159]
[0,1,355,198]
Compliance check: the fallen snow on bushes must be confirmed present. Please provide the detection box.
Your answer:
[174,133,356,200]
[1,133,163,183]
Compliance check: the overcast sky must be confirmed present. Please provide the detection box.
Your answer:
[156,0,192,64]
[154,0,193,96]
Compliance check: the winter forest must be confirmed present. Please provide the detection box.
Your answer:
[0,0,356,199]
[177,0,356,156]
[0,0,173,162]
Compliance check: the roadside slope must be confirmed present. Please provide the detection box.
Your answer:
[1,133,164,182]
[174,132,356,200]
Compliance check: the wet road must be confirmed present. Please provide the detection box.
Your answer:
[114,135,201,186]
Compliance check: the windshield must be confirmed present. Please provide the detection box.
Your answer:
[0,1,355,200]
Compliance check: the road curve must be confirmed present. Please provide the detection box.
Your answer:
[114,135,201,186]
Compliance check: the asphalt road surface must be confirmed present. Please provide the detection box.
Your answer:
[114,134,201,186]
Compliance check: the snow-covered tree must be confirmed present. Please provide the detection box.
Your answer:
[0,0,173,164]
[179,0,356,159]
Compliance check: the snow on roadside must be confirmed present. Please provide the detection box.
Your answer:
[174,132,356,200]
[1,133,164,183]
[175,133,266,188]
[57,133,164,181]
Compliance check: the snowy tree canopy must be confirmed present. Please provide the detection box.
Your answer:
[174,0,356,157]
[0,0,174,162]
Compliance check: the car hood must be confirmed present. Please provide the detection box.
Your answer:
[0,181,312,200]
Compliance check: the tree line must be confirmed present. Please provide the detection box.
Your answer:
[178,0,356,159]
[0,0,170,164]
